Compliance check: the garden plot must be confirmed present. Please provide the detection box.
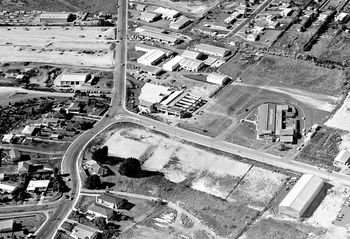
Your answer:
[325,93,350,132]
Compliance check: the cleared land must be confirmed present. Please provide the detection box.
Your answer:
[325,93,350,131]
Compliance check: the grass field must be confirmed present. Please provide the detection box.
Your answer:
[318,31,350,64]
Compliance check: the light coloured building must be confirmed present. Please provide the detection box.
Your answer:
[1,133,14,143]
[9,149,21,162]
[247,33,259,41]
[0,219,14,233]
[137,49,166,66]
[22,125,40,136]
[281,8,293,17]
[279,174,324,218]
[335,12,349,22]
[138,30,180,45]
[334,150,350,167]
[139,11,161,22]
[71,224,101,239]
[59,73,90,86]
[86,203,113,221]
[135,43,173,56]
[0,183,16,193]
[96,193,126,210]
[162,55,183,71]
[27,180,50,193]
[39,12,71,23]
[194,43,230,57]
[138,83,172,113]
[135,25,165,33]
[179,58,205,71]
[153,7,180,19]
[181,50,203,60]
[170,16,192,30]
[207,73,230,85]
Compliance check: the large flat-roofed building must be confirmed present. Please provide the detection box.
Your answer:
[257,104,272,136]
[138,31,180,45]
[59,73,91,86]
[137,49,166,66]
[135,25,165,33]
[163,56,183,71]
[138,83,173,113]
[39,12,71,23]
[0,219,14,233]
[139,12,161,22]
[135,43,173,56]
[279,174,324,218]
[170,16,192,30]
[153,7,180,19]
[27,180,50,193]
[194,43,230,57]
[179,58,205,71]
[181,50,203,60]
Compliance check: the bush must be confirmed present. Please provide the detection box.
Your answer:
[118,158,141,177]
[85,175,101,189]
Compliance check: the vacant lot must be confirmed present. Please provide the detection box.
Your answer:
[325,93,350,131]
[318,31,350,64]
[296,127,343,170]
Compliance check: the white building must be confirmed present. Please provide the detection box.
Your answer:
[1,133,14,143]
[334,150,350,167]
[247,33,259,41]
[135,43,173,56]
[59,73,90,86]
[279,174,324,218]
[39,12,70,23]
[207,73,230,85]
[135,25,165,33]
[22,125,40,136]
[162,56,183,72]
[137,49,166,66]
[153,7,180,19]
[96,193,126,210]
[71,224,101,239]
[335,12,349,22]
[281,8,293,17]
[139,12,161,22]
[170,16,192,30]
[27,180,50,193]
[0,183,16,193]
[138,31,180,45]
[181,50,203,60]
[179,58,205,71]
[194,43,230,57]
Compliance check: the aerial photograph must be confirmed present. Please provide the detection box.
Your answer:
[1,0,350,238]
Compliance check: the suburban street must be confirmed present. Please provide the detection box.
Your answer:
[8,0,350,238]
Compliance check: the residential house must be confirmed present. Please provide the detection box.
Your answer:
[86,203,114,221]
[71,223,101,239]
[9,149,21,162]
[0,219,14,233]
[96,192,126,210]
[26,180,50,193]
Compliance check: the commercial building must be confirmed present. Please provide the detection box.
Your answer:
[0,219,14,233]
[135,25,165,33]
[138,30,180,45]
[22,125,40,136]
[162,56,183,71]
[138,83,173,113]
[334,150,350,167]
[97,192,126,210]
[139,65,163,76]
[139,12,161,22]
[136,4,147,12]
[194,43,230,57]
[181,50,203,60]
[26,180,50,193]
[39,12,71,23]
[179,58,205,71]
[153,7,180,19]
[137,49,166,66]
[135,43,173,56]
[279,174,324,218]
[207,73,230,85]
[170,16,192,30]
[59,73,91,86]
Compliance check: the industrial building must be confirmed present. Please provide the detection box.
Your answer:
[59,73,91,86]
[170,16,192,30]
[194,43,230,57]
[139,12,161,22]
[181,50,203,60]
[135,25,165,33]
[39,12,71,23]
[138,83,173,114]
[135,43,173,56]
[257,103,296,143]
[138,30,180,45]
[153,7,180,19]
[137,49,166,66]
[179,58,205,71]
[334,150,350,167]
[207,73,230,85]
[139,65,163,76]
[279,174,324,218]
[162,56,183,71]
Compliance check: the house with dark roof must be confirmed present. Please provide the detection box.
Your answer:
[96,192,126,210]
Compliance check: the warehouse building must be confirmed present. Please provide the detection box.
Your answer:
[181,50,203,60]
[135,43,173,57]
[194,43,230,57]
[138,83,173,114]
[334,150,350,167]
[59,73,91,86]
[163,56,183,72]
[139,65,163,76]
[207,73,230,85]
[39,12,71,23]
[135,25,165,33]
[279,174,324,218]
[139,12,161,22]
[137,49,166,66]
[179,58,205,71]
[153,7,180,19]
[170,16,192,30]
[138,30,180,45]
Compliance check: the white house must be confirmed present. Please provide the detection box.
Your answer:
[26,180,50,193]
[96,192,126,210]
[334,150,350,167]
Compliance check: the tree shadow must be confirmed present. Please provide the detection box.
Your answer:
[119,201,135,211]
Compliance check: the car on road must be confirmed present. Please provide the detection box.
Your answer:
[121,63,125,66]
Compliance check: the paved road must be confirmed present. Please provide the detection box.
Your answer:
[0,144,65,155]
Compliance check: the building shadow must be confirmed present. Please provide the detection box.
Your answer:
[302,182,333,218]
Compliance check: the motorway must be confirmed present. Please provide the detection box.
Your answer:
[7,0,350,237]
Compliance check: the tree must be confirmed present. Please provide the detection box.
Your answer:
[92,146,109,164]
[84,175,101,189]
[118,158,141,177]
[52,175,68,193]
[12,184,27,202]
[53,167,60,176]
[94,217,107,230]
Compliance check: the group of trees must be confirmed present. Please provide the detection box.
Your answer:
[92,146,109,164]
[118,158,141,177]
[84,175,102,190]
